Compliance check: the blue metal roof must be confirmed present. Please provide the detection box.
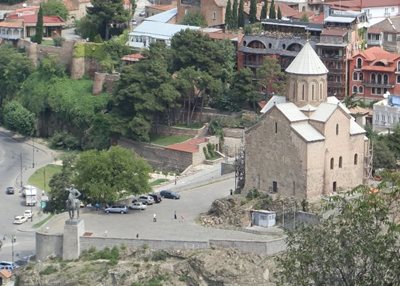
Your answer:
[389,95,400,106]
[146,8,177,23]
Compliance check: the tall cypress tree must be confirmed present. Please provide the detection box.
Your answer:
[232,0,238,29]
[225,0,232,29]
[238,0,245,27]
[260,0,268,19]
[277,6,282,19]
[35,5,44,44]
[269,0,276,19]
[249,0,257,23]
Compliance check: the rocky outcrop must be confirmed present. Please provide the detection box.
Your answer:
[15,247,278,286]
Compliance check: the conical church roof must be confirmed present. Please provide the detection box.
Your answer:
[285,41,328,75]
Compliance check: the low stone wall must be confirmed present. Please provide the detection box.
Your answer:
[35,232,63,261]
[80,237,209,252]
[152,125,206,137]
[210,238,286,256]
[119,138,193,172]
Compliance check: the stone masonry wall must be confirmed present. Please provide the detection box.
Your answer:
[36,232,63,261]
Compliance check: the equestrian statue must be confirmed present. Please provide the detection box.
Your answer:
[66,186,81,220]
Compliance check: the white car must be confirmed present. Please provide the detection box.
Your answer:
[13,216,28,224]
[23,210,33,219]
[130,202,147,210]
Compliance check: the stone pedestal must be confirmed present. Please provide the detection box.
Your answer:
[63,219,85,260]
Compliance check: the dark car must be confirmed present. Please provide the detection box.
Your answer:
[6,187,15,195]
[160,190,180,200]
[148,193,162,203]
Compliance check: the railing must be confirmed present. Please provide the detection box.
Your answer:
[0,33,20,40]
[244,61,263,67]
[367,39,381,46]
[363,80,394,88]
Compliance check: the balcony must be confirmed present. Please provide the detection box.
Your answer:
[244,61,263,68]
[363,80,394,88]
[328,82,344,87]
[320,54,345,60]
[367,39,382,46]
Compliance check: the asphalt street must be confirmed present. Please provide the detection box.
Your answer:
[0,129,55,262]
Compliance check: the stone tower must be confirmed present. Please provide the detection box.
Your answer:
[285,42,329,107]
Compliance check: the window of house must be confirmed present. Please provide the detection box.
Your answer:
[339,156,343,168]
[330,158,334,169]
[275,122,278,133]
[302,84,305,100]
[372,87,376,94]
[282,44,286,49]
[371,73,376,82]
[383,74,388,84]
[185,9,188,15]
[377,74,382,84]
[356,58,362,68]
[377,87,382,94]
[336,124,339,135]
[353,85,358,93]
[397,75,400,84]
[272,181,278,193]
[388,34,393,41]
[359,86,364,94]
[268,43,272,48]
[213,11,216,20]
[398,61,400,71]
[353,72,357,81]
[359,73,363,81]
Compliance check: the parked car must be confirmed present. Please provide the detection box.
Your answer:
[6,186,14,194]
[139,11,146,17]
[130,202,147,210]
[13,215,28,224]
[0,261,19,271]
[148,193,162,203]
[138,195,155,205]
[104,205,128,214]
[23,210,33,219]
[160,190,180,199]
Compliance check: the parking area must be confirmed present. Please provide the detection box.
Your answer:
[44,178,283,241]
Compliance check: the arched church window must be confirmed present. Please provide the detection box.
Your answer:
[336,124,339,135]
[330,158,334,169]
[354,154,358,165]
[339,156,342,168]
[302,84,305,100]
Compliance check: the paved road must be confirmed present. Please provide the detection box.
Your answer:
[45,176,282,241]
[0,129,55,262]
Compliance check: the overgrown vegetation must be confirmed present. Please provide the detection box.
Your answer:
[81,246,120,265]
[39,265,58,275]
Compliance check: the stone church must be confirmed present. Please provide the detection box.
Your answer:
[245,42,369,202]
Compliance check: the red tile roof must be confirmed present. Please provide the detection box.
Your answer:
[310,13,325,24]
[0,20,23,28]
[0,269,12,279]
[328,0,400,9]
[166,138,208,153]
[354,46,400,63]
[203,31,243,41]
[121,53,145,62]
[361,65,396,72]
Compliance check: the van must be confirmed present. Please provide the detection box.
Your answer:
[148,193,162,203]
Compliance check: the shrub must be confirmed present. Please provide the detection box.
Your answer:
[39,265,58,275]
[2,100,36,136]
[246,188,260,200]
[50,131,80,150]
[203,146,210,160]
[53,36,65,47]
[151,250,168,261]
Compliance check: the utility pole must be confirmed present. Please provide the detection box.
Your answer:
[20,153,23,189]
[11,235,15,263]
[32,137,35,168]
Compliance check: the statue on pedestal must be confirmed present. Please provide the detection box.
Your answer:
[66,186,81,220]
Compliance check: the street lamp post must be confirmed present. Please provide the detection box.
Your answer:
[32,137,35,168]
[3,235,16,263]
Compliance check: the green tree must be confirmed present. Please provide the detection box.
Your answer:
[46,154,76,213]
[85,0,130,40]
[181,11,207,27]
[42,0,69,21]
[260,0,268,19]
[129,0,136,18]
[249,0,257,23]
[276,187,400,286]
[171,29,235,82]
[232,0,238,29]
[269,0,276,19]
[257,56,287,96]
[0,45,33,106]
[112,42,180,141]
[238,0,245,27]
[34,5,44,44]
[2,101,36,136]
[225,0,232,29]
[74,146,152,204]
[300,13,309,22]
[277,6,282,19]
[229,68,258,111]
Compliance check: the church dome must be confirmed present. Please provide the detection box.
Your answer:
[285,42,328,75]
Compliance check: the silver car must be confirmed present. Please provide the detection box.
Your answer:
[138,195,155,205]
[104,205,128,214]
[130,202,147,210]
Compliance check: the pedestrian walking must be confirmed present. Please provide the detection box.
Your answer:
[230,189,233,196]
[174,211,177,220]
[153,213,157,222]
[180,215,184,222]
[136,233,139,239]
